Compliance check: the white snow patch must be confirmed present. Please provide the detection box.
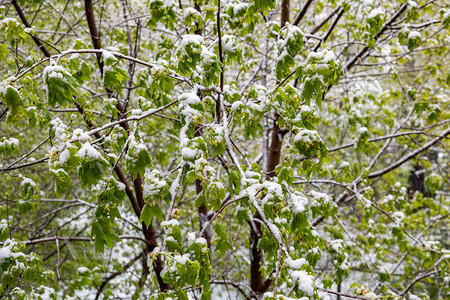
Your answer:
[289,269,315,295]
[291,193,308,214]
[77,142,102,160]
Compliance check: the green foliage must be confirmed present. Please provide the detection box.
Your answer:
[44,66,79,107]
[276,25,303,80]
[443,11,450,29]
[296,50,341,107]
[140,204,164,228]
[251,0,276,15]
[0,85,23,114]
[176,35,203,76]
[0,17,29,47]
[293,129,328,159]
[276,52,294,80]
[49,168,71,195]
[77,143,109,187]
[0,44,9,60]
[205,180,225,210]
[68,57,93,84]
[91,218,121,252]
[0,137,19,156]
[89,178,126,252]
[146,0,177,30]
[184,7,203,33]
[213,223,233,255]
[204,125,225,157]
[0,240,54,298]
[103,66,129,92]
[126,137,152,179]
[0,1,448,299]
[17,0,44,5]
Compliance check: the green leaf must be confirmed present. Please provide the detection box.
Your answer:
[98,179,126,206]
[1,86,23,113]
[443,11,450,29]
[407,32,421,51]
[205,181,225,210]
[178,290,188,300]
[294,129,328,159]
[49,168,71,195]
[251,0,276,15]
[195,194,206,209]
[291,212,309,231]
[71,60,93,84]
[166,238,183,253]
[127,146,152,179]
[215,239,232,255]
[45,72,79,107]
[17,0,43,5]
[205,126,226,157]
[140,204,164,228]
[228,170,241,194]
[0,44,9,61]
[379,271,390,282]
[146,0,177,30]
[315,87,323,109]
[139,204,152,228]
[236,208,249,224]
[102,51,117,66]
[0,138,20,156]
[18,199,33,213]
[78,159,108,187]
[0,17,29,47]
[276,53,294,80]
[301,106,319,130]
[214,223,228,240]
[91,219,121,252]
[104,66,129,92]
[302,79,314,106]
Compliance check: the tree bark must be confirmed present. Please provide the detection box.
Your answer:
[84,0,104,75]
[250,2,290,298]
[83,0,168,292]
[292,0,313,26]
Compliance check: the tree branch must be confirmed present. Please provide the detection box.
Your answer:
[95,249,148,299]
[249,1,291,296]
[310,6,340,34]
[368,127,450,179]
[317,287,371,300]
[0,235,151,246]
[11,0,51,57]
[344,3,408,72]
[313,7,344,51]
[84,0,104,74]
[216,0,224,123]
[292,0,313,26]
